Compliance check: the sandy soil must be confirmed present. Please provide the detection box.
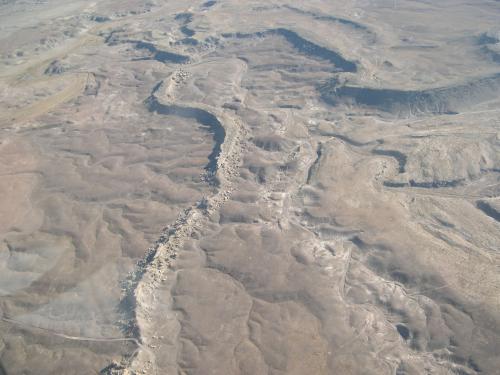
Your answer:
[1,0,499,374]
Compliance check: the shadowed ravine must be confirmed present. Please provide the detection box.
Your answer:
[135,41,190,64]
[320,72,500,116]
[222,28,358,72]
[145,96,226,176]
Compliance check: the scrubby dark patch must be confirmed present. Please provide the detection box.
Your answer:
[467,358,482,373]
[390,270,410,284]
[372,149,407,173]
[434,217,455,228]
[245,161,277,184]
[251,62,332,73]
[384,178,464,189]
[219,202,260,224]
[316,226,359,241]
[135,41,157,53]
[350,236,395,254]
[83,73,100,96]
[409,179,464,188]
[44,60,65,75]
[176,37,198,46]
[278,104,302,109]
[90,15,110,23]
[476,200,500,222]
[202,0,216,8]
[145,95,225,176]
[320,73,500,116]
[100,361,128,374]
[252,134,292,152]
[222,28,357,72]
[396,362,408,375]
[180,26,195,37]
[135,41,189,64]
[477,32,500,63]
[481,46,500,64]
[393,44,438,50]
[477,32,499,45]
[383,181,407,188]
[383,60,394,68]
[350,235,367,250]
[101,28,124,45]
[396,324,410,340]
[280,159,299,174]
[175,12,193,23]
[153,50,189,64]
[382,178,464,189]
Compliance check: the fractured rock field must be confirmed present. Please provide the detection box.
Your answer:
[0,0,499,374]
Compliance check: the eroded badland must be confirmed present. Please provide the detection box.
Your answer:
[0,0,500,374]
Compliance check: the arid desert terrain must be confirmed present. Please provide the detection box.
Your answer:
[0,0,500,374]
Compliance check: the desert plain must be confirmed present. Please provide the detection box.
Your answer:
[0,0,500,374]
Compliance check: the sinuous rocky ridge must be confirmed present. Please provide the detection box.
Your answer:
[0,0,499,374]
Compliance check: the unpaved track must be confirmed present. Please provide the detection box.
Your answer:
[0,73,89,128]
